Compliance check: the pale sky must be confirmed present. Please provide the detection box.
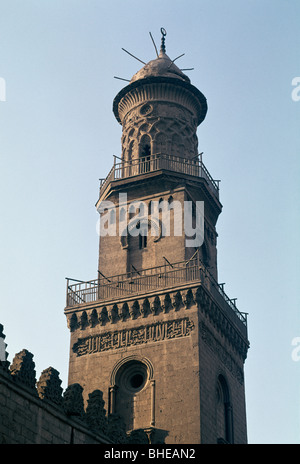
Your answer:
[0,0,299,444]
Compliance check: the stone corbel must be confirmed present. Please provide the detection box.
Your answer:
[79,311,88,330]
[107,304,119,324]
[66,313,78,332]
[161,293,172,313]
[88,308,99,327]
[129,300,140,319]
[148,296,161,315]
[140,299,150,318]
[99,307,108,326]
[181,289,194,309]
[171,291,183,311]
[120,303,130,321]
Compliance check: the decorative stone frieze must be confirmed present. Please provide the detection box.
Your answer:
[66,283,248,360]
[72,317,195,357]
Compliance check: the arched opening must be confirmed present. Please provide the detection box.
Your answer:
[139,135,151,173]
[139,232,147,250]
[201,241,210,268]
[139,135,151,156]
[216,375,234,444]
[127,140,134,176]
[110,357,154,431]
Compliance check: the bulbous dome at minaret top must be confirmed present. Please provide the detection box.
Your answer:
[113,28,208,148]
[130,28,191,84]
[130,50,190,84]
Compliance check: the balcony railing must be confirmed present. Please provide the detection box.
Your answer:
[65,257,247,327]
[99,153,220,199]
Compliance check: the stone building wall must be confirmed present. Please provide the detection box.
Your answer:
[67,303,201,444]
[0,324,148,444]
[65,280,248,444]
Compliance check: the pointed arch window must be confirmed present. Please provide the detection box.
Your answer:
[139,135,151,173]
[216,375,234,444]
[136,220,148,249]
[139,234,147,249]
[128,140,134,162]
[139,134,151,157]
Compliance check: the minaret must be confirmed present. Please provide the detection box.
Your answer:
[64,29,249,444]
[98,29,217,278]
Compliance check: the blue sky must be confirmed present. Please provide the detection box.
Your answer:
[0,0,299,444]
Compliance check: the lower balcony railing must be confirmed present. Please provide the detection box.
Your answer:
[65,257,247,327]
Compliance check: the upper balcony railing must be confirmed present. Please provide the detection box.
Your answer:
[65,256,247,328]
[99,153,220,199]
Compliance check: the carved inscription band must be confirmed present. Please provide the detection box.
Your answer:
[73,317,194,357]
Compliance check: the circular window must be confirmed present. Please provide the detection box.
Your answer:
[130,373,144,389]
[116,360,148,394]
[140,103,153,116]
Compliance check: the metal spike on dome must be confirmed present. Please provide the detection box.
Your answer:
[149,31,159,58]
[121,48,146,65]
[167,53,185,70]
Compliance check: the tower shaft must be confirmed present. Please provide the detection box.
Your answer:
[64,30,249,444]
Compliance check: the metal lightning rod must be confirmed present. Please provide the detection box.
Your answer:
[121,48,146,65]
[149,31,159,57]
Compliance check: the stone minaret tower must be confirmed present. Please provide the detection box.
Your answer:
[65,29,249,444]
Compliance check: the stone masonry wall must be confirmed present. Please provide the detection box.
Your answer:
[0,324,148,444]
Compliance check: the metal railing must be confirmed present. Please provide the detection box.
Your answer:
[65,257,247,327]
[99,153,220,199]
